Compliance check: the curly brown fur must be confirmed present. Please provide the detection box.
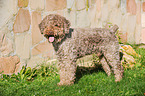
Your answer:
[39,14,124,86]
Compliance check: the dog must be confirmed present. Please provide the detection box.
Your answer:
[39,14,124,85]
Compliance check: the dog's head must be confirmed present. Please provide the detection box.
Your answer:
[39,14,71,43]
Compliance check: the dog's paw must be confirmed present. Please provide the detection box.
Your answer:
[57,81,74,86]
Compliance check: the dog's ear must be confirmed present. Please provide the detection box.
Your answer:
[38,22,45,34]
[64,19,71,34]
[38,23,41,30]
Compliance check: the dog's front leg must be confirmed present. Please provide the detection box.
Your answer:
[57,60,77,86]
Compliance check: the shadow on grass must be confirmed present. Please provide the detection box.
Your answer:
[75,64,104,84]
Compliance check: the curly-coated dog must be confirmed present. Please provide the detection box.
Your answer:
[39,14,124,86]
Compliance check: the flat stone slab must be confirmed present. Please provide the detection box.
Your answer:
[13,8,31,33]
[0,56,20,74]
[18,0,29,7]
[31,11,43,45]
[45,0,66,11]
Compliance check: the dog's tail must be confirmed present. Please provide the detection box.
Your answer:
[110,24,119,34]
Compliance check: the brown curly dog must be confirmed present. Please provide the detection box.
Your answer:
[39,14,124,86]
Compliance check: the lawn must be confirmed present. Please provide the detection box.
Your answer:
[0,47,145,96]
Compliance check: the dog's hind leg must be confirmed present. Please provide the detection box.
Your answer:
[99,55,112,76]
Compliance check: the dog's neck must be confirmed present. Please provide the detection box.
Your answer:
[52,28,74,52]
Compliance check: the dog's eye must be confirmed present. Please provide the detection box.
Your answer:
[55,24,60,27]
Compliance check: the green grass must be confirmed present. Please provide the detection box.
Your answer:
[0,48,145,96]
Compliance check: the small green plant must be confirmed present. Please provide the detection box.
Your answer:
[0,62,58,82]
[135,48,145,68]
[12,66,37,81]
[92,54,99,65]
[36,63,58,78]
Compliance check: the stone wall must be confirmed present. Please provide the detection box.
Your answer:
[0,0,145,74]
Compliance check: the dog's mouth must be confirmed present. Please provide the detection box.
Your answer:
[49,36,54,42]
[44,34,55,42]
